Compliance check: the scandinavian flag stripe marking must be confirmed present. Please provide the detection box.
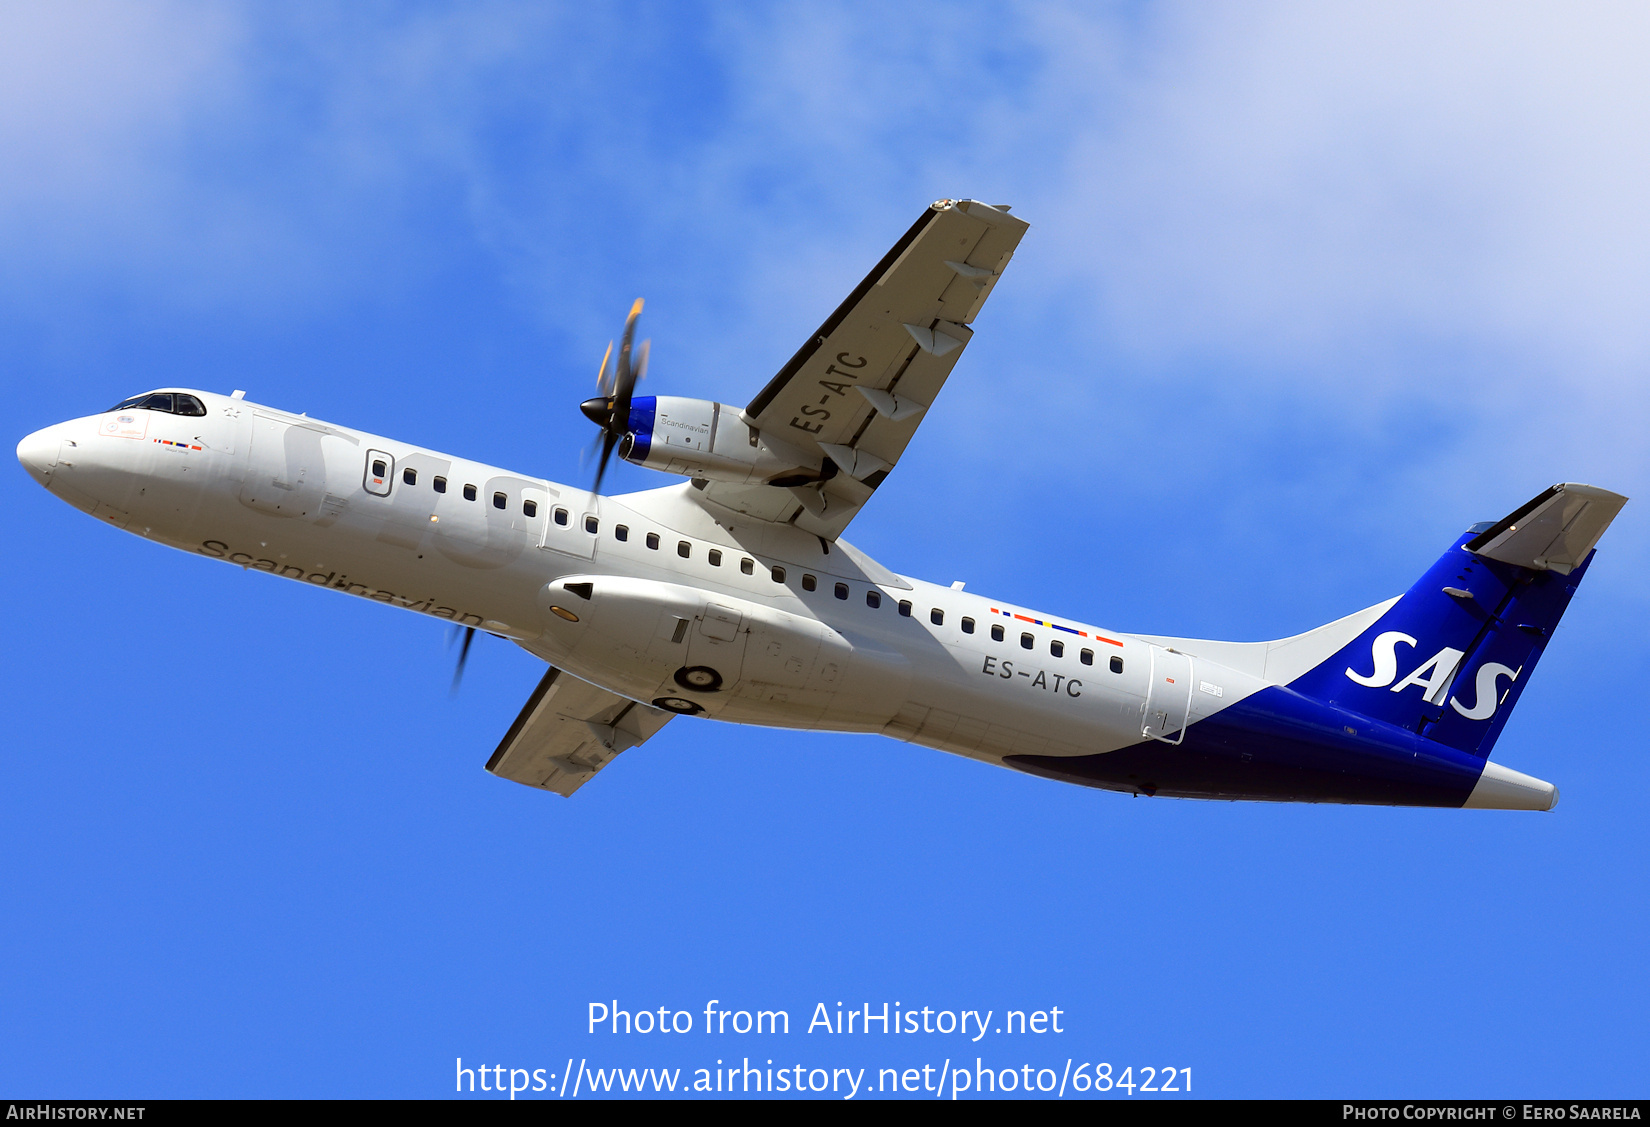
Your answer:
[990,607,1125,647]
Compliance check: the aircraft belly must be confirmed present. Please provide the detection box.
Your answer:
[532,575,915,728]
[1004,684,1488,806]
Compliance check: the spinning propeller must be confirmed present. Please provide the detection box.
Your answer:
[448,624,475,695]
[447,300,649,694]
[579,298,649,494]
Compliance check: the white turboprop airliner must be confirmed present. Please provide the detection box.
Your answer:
[17,200,1627,809]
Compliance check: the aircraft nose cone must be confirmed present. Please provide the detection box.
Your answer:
[16,427,58,486]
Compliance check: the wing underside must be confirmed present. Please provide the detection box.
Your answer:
[485,667,673,796]
[694,198,1030,539]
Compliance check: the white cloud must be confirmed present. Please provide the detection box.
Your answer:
[1041,4,1650,375]
[2,1,1645,532]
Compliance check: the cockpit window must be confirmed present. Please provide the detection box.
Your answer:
[109,393,170,412]
[107,392,206,417]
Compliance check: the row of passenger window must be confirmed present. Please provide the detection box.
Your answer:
[601,521,1128,675]
[381,471,1132,677]
[391,465,547,516]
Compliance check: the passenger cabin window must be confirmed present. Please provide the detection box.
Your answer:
[646,532,660,549]
[555,508,569,526]
[1021,632,1034,650]
[492,492,507,510]
[771,566,786,583]
[1080,649,1094,666]
[403,468,417,485]
[523,500,537,518]
[740,557,754,575]
[834,582,848,600]
[433,476,447,494]
[372,459,387,478]
[586,516,599,534]
[615,524,629,542]
[962,617,975,634]
[991,624,1005,642]
[709,549,722,566]
[898,600,912,617]
[1110,656,1124,674]
[1051,640,1064,658]
[866,590,881,609]
[462,484,477,502]
[802,574,817,592]
[930,608,944,626]
[678,541,691,558]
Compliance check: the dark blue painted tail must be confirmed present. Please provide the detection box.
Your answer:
[1289,483,1625,758]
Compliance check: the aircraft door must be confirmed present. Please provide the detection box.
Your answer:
[363,450,394,496]
[239,412,327,518]
[538,490,596,559]
[678,602,747,691]
[1142,646,1194,744]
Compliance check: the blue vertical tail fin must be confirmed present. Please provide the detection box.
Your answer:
[1289,483,1626,757]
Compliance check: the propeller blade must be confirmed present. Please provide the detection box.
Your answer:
[616,300,641,391]
[578,429,604,470]
[449,625,475,695]
[581,300,647,495]
[591,429,619,496]
[612,299,644,439]
[595,341,614,395]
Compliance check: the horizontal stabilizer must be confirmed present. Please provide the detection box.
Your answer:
[1467,482,1627,574]
[486,667,672,796]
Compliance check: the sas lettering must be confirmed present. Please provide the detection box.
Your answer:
[1344,632,1518,720]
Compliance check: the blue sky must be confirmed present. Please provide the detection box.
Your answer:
[3,2,1647,1098]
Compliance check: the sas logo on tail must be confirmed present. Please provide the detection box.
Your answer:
[1345,631,1521,721]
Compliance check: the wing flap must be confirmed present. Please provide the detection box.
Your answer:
[485,667,672,796]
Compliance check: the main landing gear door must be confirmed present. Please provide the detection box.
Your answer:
[1143,646,1195,745]
[683,603,747,686]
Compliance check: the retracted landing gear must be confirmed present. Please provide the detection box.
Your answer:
[673,665,724,692]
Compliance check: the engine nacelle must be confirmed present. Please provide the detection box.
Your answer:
[619,396,822,485]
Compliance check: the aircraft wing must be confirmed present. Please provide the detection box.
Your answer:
[485,667,672,796]
[694,199,1030,539]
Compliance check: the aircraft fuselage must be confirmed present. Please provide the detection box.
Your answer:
[16,389,1561,809]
